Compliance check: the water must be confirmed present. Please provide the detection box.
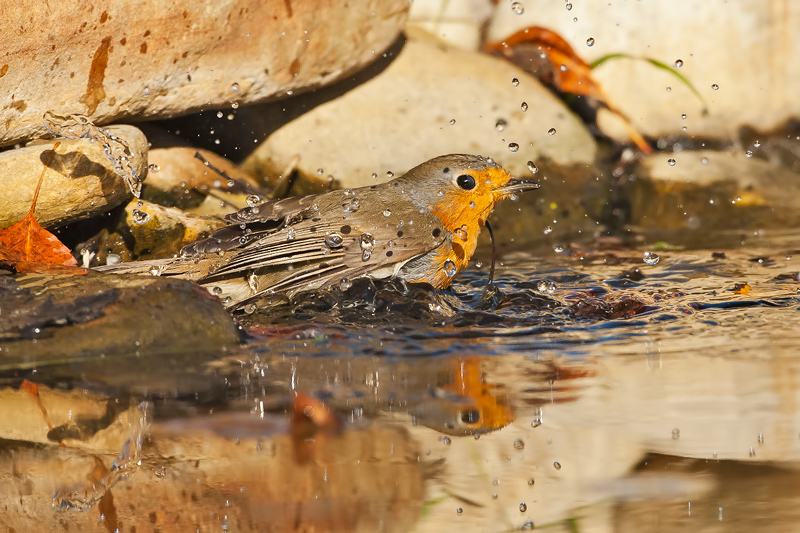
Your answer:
[3,240,800,530]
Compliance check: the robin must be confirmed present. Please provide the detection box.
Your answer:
[99,154,539,310]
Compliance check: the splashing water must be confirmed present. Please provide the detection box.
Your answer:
[43,111,143,198]
[53,402,151,511]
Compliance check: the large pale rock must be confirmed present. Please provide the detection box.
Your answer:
[488,0,800,138]
[243,33,597,189]
[0,0,411,147]
[0,124,146,229]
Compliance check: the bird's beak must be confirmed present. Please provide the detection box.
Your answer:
[493,179,541,197]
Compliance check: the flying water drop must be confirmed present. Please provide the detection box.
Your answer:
[443,260,457,277]
[643,251,660,265]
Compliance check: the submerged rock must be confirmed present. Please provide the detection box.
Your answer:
[623,150,800,235]
[0,271,239,365]
[0,125,147,229]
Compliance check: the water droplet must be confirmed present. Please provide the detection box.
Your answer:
[514,439,525,450]
[324,232,344,249]
[543,226,553,235]
[537,280,556,295]
[672,428,680,440]
[712,83,719,90]
[231,82,240,92]
[527,477,535,486]
[508,142,519,152]
[454,225,468,241]
[553,461,562,470]
[456,507,463,515]
[667,158,676,166]
[443,259,457,277]
[749,447,756,457]
[359,233,376,250]
[450,119,456,125]
[718,506,723,521]
[285,227,296,241]
[148,163,160,173]
[758,432,764,444]
[217,111,224,118]
[469,201,476,209]
[142,86,150,96]
[211,286,223,295]
[701,157,709,165]
[343,197,360,214]
[512,77,520,87]
[526,161,538,174]
[548,128,556,136]
[238,236,249,245]
[520,102,528,112]
[681,113,687,119]
[565,2,572,10]
[148,264,163,276]
[745,150,753,158]
[554,244,565,253]
[132,209,150,224]
[245,194,261,207]
[586,37,595,47]
[753,140,761,148]
[511,1,524,14]
[519,503,527,512]
[643,251,660,265]
[495,119,507,132]
[231,102,239,109]
[361,249,372,261]
[154,466,166,478]
[383,209,392,217]
[531,408,543,427]
[339,277,352,290]
[475,260,483,268]
[386,171,394,179]
[674,59,683,68]
[666,86,672,93]
[443,436,452,445]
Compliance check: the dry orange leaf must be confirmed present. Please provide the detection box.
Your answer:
[485,26,652,153]
[0,142,79,272]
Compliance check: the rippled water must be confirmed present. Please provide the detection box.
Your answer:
[3,236,800,531]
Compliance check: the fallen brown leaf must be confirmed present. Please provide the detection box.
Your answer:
[485,26,652,153]
[0,142,79,272]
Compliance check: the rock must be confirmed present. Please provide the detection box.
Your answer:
[242,32,597,189]
[0,125,146,229]
[121,200,227,259]
[0,271,239,365]
[406,0,493,51]
[487,0,800,138]
[79,199,226,265]
[623,150,800,236]
[0,0,411,147]
[145,147,270,216]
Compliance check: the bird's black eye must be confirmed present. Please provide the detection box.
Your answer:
[456,174,476,190]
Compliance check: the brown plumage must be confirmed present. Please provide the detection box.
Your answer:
[97,154,539,310]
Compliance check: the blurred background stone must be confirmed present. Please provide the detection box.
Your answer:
[488,0,800,140]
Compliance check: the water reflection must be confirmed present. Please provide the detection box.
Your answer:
[1,246,800,530]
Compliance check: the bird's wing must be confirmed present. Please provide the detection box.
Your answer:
[191,187,450,306]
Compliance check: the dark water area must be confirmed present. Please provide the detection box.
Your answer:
[3,232,800,531]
